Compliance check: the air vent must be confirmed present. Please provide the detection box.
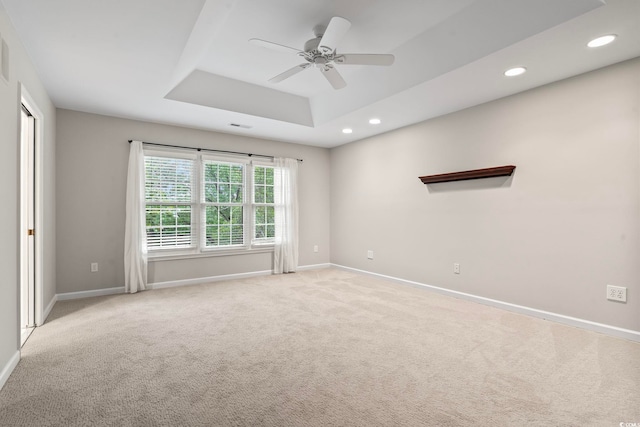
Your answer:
[229,123,252,129]
[0,36,9,83]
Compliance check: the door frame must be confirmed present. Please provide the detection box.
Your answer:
[20,102,35,338]
[19,84,44,330]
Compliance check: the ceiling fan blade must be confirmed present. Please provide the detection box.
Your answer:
[249,38,302,55]
[335,53,395,66]
[321,66,347,90]
[269,63,310,83]
[319,17,351,54]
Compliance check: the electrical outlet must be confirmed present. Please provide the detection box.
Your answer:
[453,263,460,274]
[606,285,627,302]
[313,245,319,253]
[367,250,374,260]
[90,262,98,273]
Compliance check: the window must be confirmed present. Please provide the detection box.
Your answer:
[202,160,245,248]
[143,150,275,256]
[144,155,195,250]
[253,165,275,244]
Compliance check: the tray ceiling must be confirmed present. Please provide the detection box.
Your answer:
[2,0,639,147]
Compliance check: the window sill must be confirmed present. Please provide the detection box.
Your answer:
[148,246,274,262]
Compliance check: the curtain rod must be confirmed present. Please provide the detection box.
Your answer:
[128,140,303,162]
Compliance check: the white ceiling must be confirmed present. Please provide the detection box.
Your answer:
[2,0,639,148]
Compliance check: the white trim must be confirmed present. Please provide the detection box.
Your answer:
[54,264,329,299]
[148,270,273,290]
[148,263,330,289]
[42,294,57,322]
[57,287,125,301]
[297,263,331,271]
[332,264,640,343]
[0,351,20,391]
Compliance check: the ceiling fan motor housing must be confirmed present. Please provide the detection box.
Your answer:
[304,37,322,54]
[302,36,336,70]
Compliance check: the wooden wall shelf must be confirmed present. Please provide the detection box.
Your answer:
[419,165,516,184]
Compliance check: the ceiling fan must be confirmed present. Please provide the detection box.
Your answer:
[249,16,395,90]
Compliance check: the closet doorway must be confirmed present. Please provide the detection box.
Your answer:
[20,88,43,346]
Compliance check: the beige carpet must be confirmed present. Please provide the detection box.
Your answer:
[1,268,639,426]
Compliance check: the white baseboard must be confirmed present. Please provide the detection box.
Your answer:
[57,287,125,301]
[332,264,640,343]
[148,263,331,290]
[148,270,273,290]
[0,351,20,391]
[298,263,331,271]
[41,294,58,323]
[54,264,329,299]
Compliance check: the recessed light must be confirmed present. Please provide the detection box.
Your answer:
[342,128,353,134]
[587,34,616,48]
[369,118,381,125]
[504,67,527,77]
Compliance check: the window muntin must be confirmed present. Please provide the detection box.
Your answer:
[146,205,192,249]
[253,165,275,244]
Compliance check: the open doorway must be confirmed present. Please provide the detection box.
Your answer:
[20,103,35,345]
[19,87,43,346]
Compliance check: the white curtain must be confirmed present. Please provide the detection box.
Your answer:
[273,157,299,274]
[124,140,148,293]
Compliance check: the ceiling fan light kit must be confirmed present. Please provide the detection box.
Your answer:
[249,16,395,90]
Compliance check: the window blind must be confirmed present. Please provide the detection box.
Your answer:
[144,155,195,249]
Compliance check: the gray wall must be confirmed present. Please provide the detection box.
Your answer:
[0,4,56,379]
[55,110,331,293]
[330,58,640,332]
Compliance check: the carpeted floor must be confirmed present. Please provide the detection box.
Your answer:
[1,268,639,426]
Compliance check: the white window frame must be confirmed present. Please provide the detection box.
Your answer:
[200,154,248,253]
[144,149,198,254]
[143,148,275,260]
[251,161,276,247]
